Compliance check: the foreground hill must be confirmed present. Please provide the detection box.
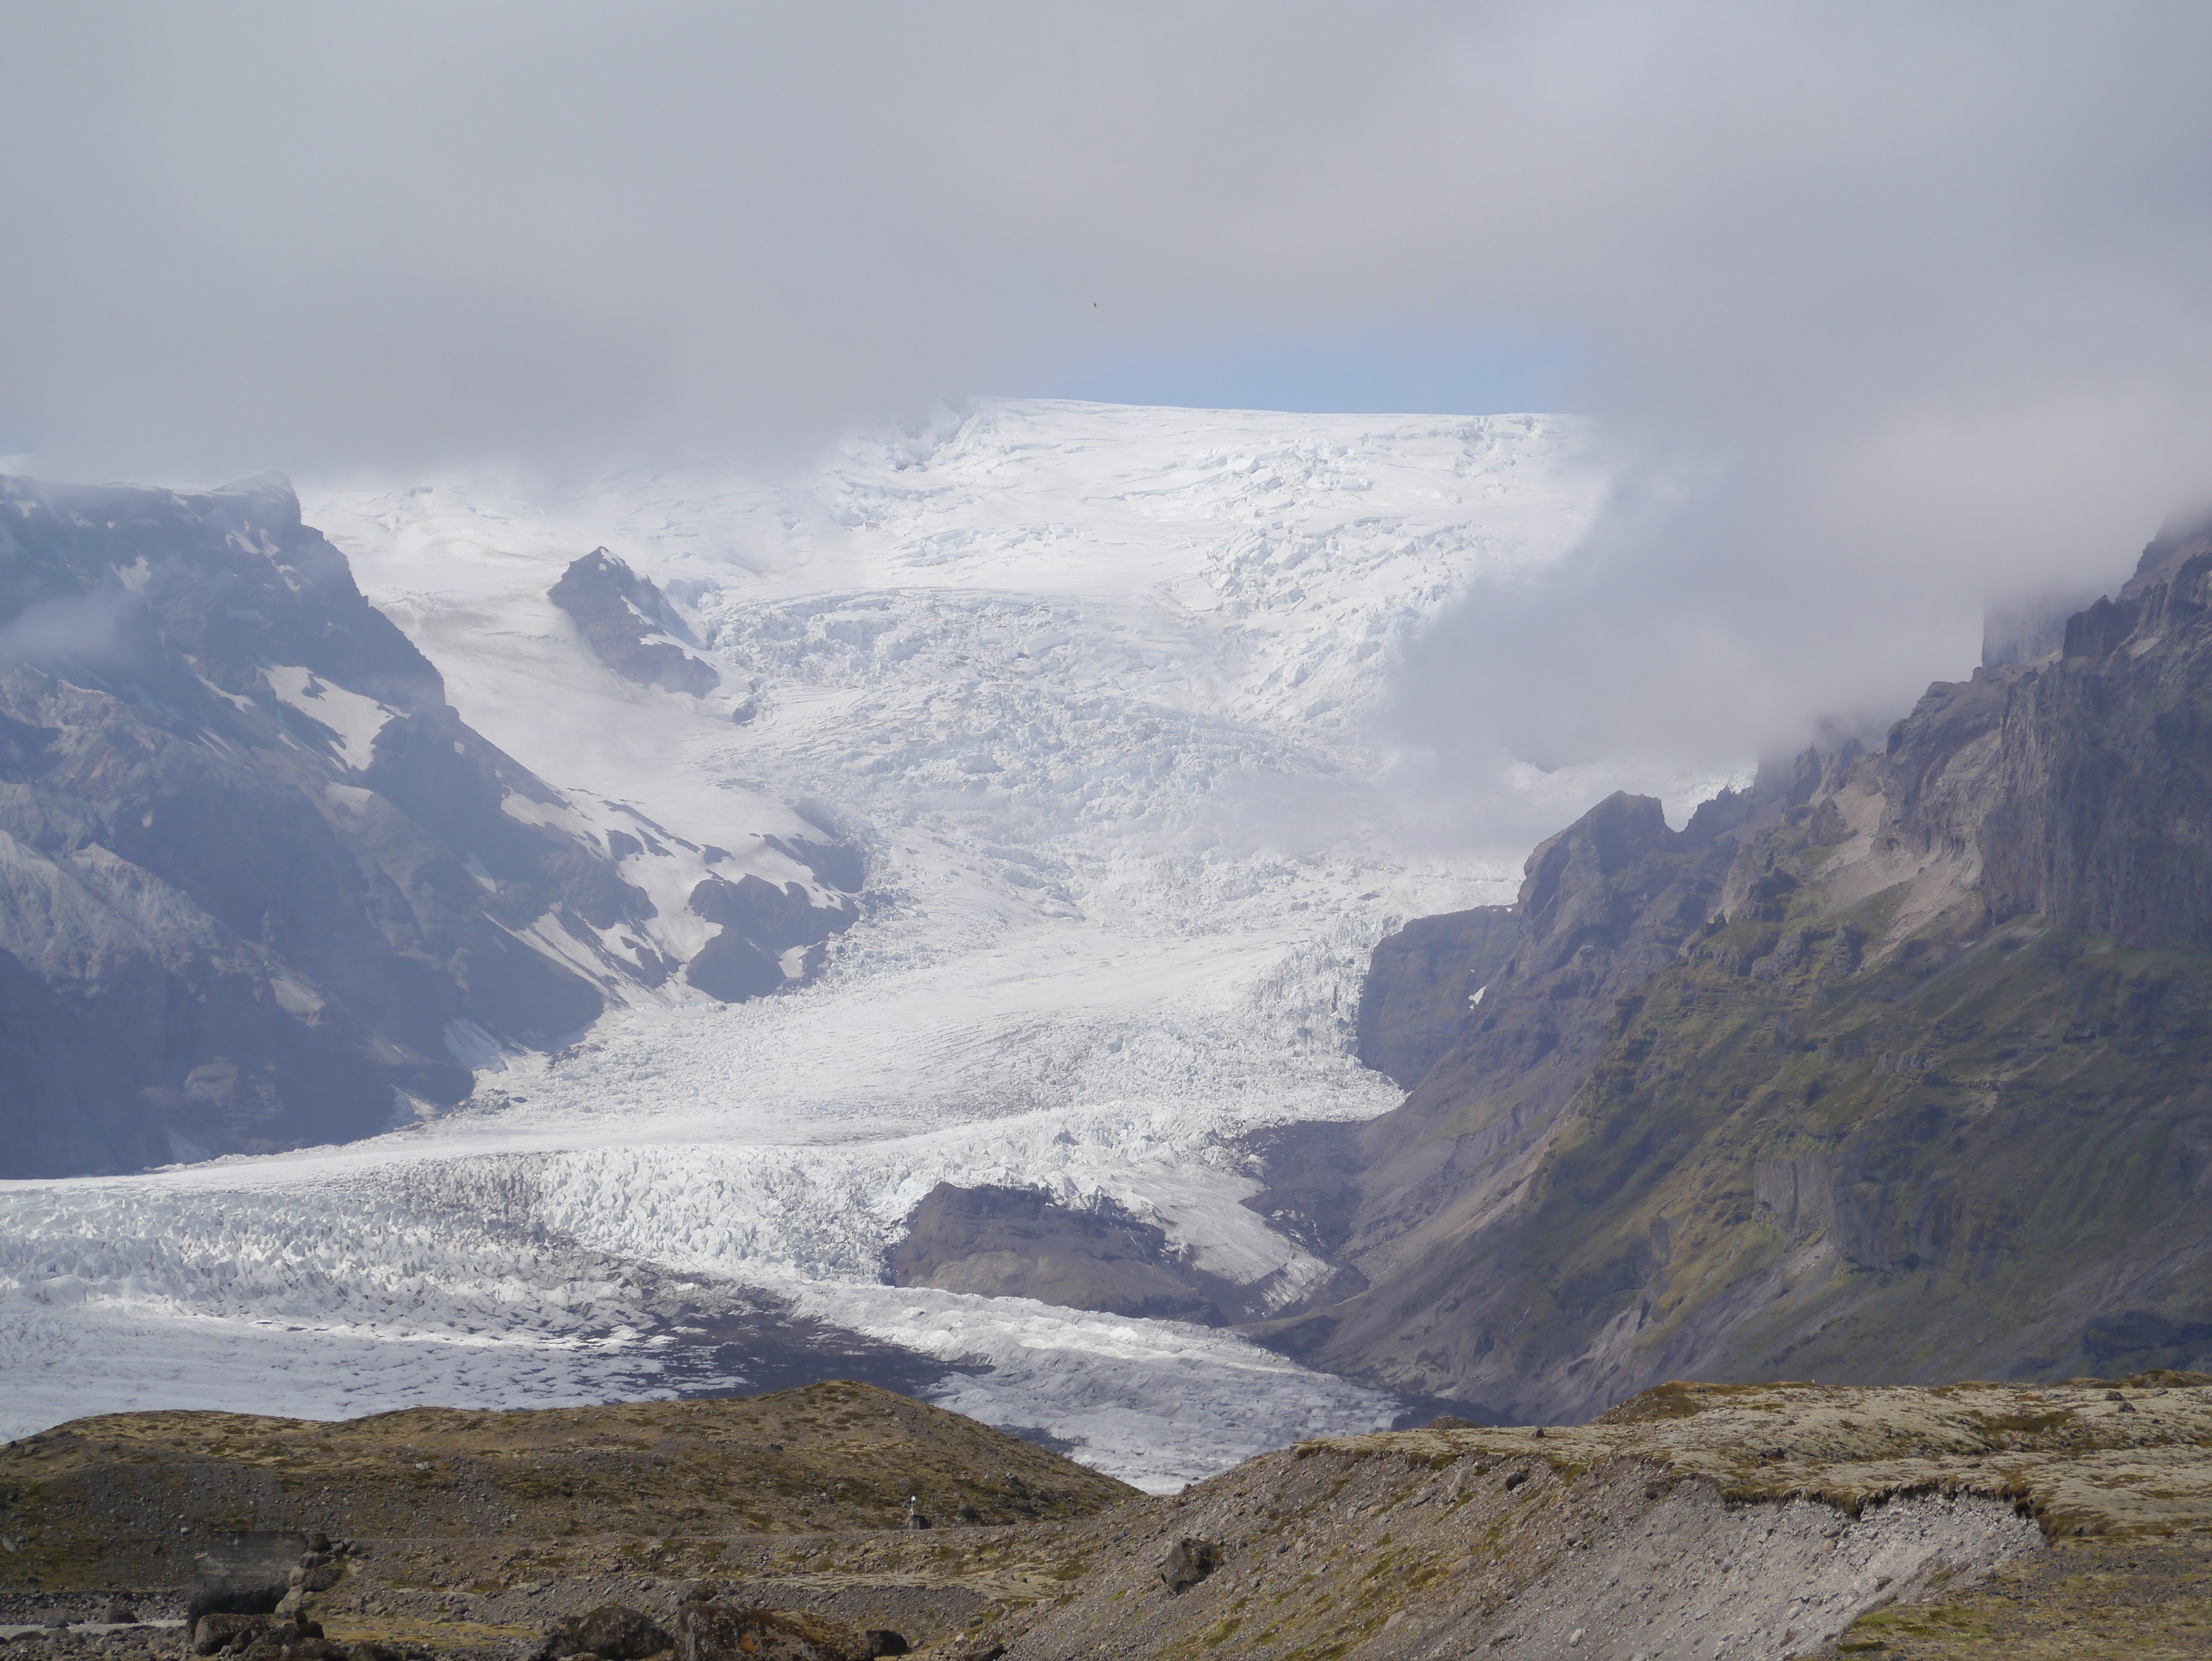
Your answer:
[3,1377,2207,1658]
[0,1382,1132,1585]
[999,1371,2212,1660]
[1276,516,2212,1420]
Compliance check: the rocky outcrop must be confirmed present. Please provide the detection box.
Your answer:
[550,550,719,698]
[1284,515,2212,1419]
[0,475,659,1175]
[1351,904,1516,1089]
[886,1184,1251,1325]
[1156,1538,1220,1595]
[687,870,858,1005]
[188,1534,309,1624]
[674,1599,864,1661]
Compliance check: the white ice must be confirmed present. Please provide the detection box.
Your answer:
[0,401,1717,1491]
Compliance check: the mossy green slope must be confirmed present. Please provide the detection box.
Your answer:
[1531,814,2212,1396]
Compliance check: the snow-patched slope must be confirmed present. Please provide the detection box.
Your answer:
[0,402,1628,1490]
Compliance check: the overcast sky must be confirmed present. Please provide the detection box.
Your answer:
[4,3,2208,803]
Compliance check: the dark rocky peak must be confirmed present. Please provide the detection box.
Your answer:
[0,474,676,1177]
[885,1182,1256,1326]
[549,548,720,698]
[0,472,445,716]
[1517,791,1680,974]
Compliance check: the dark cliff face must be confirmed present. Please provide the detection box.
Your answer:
[549,549,721,698]
[1956,518,2212,951]
[1353,905,1518,1090]
[1279,516,2212,1418]
[0,475,658,1176]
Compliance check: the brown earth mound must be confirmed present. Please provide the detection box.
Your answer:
[0,1380,1134,1592]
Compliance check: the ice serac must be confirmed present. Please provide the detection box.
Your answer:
[550,547,721,698]
[1287,513,2212,1420]
[0,474,660,1175]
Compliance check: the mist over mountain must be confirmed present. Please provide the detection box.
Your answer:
[1303,514,2212,1418]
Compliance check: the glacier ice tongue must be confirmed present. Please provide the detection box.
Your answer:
[0,401,1680,1486]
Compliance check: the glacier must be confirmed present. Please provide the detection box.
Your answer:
[0,400,1716,1491]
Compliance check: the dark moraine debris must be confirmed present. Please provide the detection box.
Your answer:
[550,548,721,697]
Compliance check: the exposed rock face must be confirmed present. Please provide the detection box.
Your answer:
[1157,1537,1220,1595]
[550,550,720,698]
[1286,516,2212,1419]
[687,868,858,1005]
[1951,516,2212,950]
[0,475,662,1176]
[1352,904,1518,1088]
[886,1184,1249,1325]
[188,1534,307,1623]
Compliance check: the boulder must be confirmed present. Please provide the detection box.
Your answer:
[1161,1536,1222,1594]
[863,1633,910,1657]
[540,1604,674,1661]
[101,1602,139,1624]
[190,1534,309,1624]
[672,1601,867,1661]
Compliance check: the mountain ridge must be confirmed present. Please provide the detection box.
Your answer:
[0,473,857,1177]
[1285,513,2212,1419]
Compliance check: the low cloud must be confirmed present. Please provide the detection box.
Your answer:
[2,4,2206,840]
[0,590,133,669]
